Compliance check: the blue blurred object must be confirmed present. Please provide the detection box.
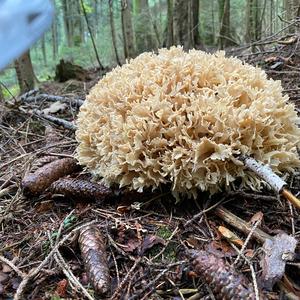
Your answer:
[0,0,54,70]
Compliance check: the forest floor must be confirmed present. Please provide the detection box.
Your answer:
[1,34,300,300]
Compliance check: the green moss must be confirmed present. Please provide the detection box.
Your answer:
[157,226,173,240]
[147,226,178,263]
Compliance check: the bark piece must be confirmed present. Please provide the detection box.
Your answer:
[189,250,257,299]
[22,158,79,196]
[50,178,112,202]
[261,233,297,290]
[78,225,110,295]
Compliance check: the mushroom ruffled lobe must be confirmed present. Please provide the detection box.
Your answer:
[76,47,300,198]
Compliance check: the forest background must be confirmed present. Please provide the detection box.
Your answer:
[0,0,299,98]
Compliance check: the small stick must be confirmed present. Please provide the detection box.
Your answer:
[0,255,25,278]
[33,109,76,130]
[215,206,271,243]
[218,226,244,247]
[240,156,300,210]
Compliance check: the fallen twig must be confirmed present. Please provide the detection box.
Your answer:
[215,206,271,243]
[240,156,300,210]
[0,255,25,278]
[20,92,84,107]
[33,109,77,130]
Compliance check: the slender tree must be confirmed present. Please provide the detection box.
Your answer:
[166,0,174,47]
[62,0,74,47]
[0,85,4,102]
[51,17,58,61]
[109,0,121,65]
[192,0,201,47]
[121,0,136,59]
[246,0,262,43]
[41,35,47,66]
[218,0,234,49]
[80,0,103,69]
[14,51,36,93]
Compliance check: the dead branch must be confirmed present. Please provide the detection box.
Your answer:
[21,93,84,107]
[215,206,271,243]
[33,109,77,130]
[240,156,300,209]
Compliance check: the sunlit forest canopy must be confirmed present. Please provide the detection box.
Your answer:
[0,0,299,98]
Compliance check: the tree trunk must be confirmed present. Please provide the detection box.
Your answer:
[246,0,261,43]
[134,0,155,52]
[76,0,85,45]
[270,0,273,35]
[41,35,47,66]
[93,0,99,38]
[166,0,174,47]
[218,0,234,49]
[109,0,121,65]
[51,17,58,61]
[14,51,36,94]
[284,0,299,33]
[62,0,73,47]
[192,0,201,47]
[121,0,136,59]
[173,0,190,49]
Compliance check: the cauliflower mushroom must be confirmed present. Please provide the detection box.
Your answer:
[76,47,300,198]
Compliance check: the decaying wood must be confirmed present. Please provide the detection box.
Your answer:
[50,178,112,202]
[22,158,80,196]
[55,59,90,82]
[189,250,258,299]
[78,225,110,295]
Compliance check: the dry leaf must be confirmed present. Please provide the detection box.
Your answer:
[34,200,54,213]
[117,205,131,214]
[43,101,67,115]
[249,211,263,225]
[55,279,68,298]
[140,235,165,255]
[120,237,142,253]
[261,233,297,290]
